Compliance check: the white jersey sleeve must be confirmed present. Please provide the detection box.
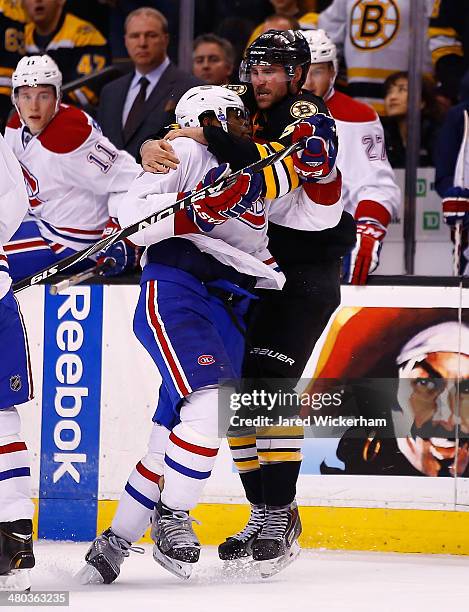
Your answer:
[118,137,216,246]
[0,133,29,298]
[0,133,28,246]
[267,182,344,230]
[318,0,347,56]
[336,117,400,220]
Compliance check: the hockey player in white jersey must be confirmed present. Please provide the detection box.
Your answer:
[78,85,343,583]
[0,134,35,591]
[4,55,141,283]
[302,29,400,284]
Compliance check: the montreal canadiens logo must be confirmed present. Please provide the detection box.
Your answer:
[198,354,215,366]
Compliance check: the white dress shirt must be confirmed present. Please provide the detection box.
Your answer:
[122,56,171,126]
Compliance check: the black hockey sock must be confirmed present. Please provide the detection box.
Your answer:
[261,461,301,506]
[239,469,264,505]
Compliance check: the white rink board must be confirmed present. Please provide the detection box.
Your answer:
[14,283,469,530]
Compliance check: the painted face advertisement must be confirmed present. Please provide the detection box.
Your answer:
[304,304,469,478]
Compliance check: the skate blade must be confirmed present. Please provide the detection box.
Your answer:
[74,563,105,585]
[257,541,301,579]
[152,544,194,580]
[0,570,31,591]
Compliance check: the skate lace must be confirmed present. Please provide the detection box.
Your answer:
[258,507,290,541]
[107,534,145,558]
[161,511,201,549]
[233,505,265,542]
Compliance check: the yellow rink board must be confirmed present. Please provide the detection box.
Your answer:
[31,500,469,555]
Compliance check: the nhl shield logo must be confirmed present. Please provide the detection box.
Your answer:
[10,375,22,392]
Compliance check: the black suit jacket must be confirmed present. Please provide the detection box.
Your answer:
[97,61,201,159]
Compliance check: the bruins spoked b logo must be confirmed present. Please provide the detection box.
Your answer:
[290,100,318,119]
[10,374,22,392]
[350,0,400,50]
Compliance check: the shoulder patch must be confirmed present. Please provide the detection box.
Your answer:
[38,105,92,153]
[290,100,319,119]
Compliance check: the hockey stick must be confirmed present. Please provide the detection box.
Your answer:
[453,110,469,277]
[49,259,115,295]
[12,138,306,294]
[454,221,463,277]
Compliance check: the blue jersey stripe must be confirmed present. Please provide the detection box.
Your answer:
[0,466,30,481]
[164,455,211,480]
[41,220,98,245]
[125,482,156,510]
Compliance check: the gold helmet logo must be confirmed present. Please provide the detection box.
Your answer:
[226,84,248,96]
[350,0,400,51]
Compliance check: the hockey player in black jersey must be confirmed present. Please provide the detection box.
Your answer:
[141,30,356,577]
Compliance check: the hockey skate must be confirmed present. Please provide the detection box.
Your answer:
[76,528,144,585]
[252,501,302,578]
[0,520,35,591]
[218,504,265,560]
[151,502,200,580]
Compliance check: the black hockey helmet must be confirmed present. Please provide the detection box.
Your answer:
[239,30,311,89]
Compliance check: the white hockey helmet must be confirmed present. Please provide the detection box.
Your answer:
[12,55,62,104]
[175,85,246,133]
[301,29,338,77]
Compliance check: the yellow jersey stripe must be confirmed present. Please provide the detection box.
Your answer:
[428,26,460,39]
[256,425,304,438]
[348,67,396,79]
[258,451,303,463]
[432,45,464,63]
[227,436,257,448]
[232,459,260,472]
[255,143,278,199]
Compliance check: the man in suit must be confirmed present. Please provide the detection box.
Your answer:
[97,7,200,159]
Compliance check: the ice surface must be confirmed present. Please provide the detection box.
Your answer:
[24,542,469,612]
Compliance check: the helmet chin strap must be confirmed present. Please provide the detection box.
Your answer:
[322,67,337,101]
[324,83,335,102]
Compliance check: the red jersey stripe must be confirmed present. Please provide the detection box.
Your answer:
[169,431,218,457]
[0,441,27,454]
[136,461,161,484]
[147,281,191,397]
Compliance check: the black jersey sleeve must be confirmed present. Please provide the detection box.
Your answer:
[203,126,300,198]
[203,126,259,169]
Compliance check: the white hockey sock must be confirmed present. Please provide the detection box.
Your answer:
[0,408,34,522]
[111,424,169,543]
[162,388,220,511]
